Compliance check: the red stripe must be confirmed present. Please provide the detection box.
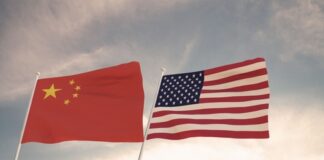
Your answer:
[201,81,269,93]
[150,116,268,128]
[147,130,269,140]
[204,68,267,86]
[199,94,269,103]
[153,104,268,117]
[204,58,265,76]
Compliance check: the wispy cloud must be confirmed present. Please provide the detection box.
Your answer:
[174,32,200,72]
[0,0,196,102]
[271,0,324,61]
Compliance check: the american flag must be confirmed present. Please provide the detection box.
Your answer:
[147,58,270,140]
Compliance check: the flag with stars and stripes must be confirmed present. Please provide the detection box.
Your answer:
[22,62,144,143]
[147,58,270,140]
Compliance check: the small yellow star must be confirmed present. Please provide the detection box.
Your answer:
[75,86,81,91]
[64,99,70,105]
[42,84,62,99]
[72,93,79,98]
[69,80,75,85]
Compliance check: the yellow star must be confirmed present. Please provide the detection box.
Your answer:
[64,99,70,105]
[72,93,79,98]
[42,84,62,99]
[75,86,81,91]
[69,80,75,85]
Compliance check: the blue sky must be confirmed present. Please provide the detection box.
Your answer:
[1,0,324,159]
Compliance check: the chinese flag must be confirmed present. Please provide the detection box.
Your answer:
[22,62,144,143]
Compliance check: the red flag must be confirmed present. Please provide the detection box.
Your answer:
[22,62,144,143]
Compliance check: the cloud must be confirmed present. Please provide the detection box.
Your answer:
[0,0,196,102]
[174,32,200,72]
[271,0,324,61]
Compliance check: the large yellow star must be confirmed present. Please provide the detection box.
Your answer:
[42,84,62,99]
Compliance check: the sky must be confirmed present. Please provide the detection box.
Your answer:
[0,0,324,159]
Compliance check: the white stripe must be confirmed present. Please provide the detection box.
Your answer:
[204,61,266,81]
[151,109,268,123]
[202,75,268,90]
[153,99,269,112]
[200,88,270,98]
[148,123,268,134]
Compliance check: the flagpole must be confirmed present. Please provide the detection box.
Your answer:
[14,72,40,160]
[138,67,166,160]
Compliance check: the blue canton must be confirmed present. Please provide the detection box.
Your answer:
[155,71,204,107]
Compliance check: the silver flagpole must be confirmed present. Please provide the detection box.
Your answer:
[138,67,166,160]
[14,72,40,160]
